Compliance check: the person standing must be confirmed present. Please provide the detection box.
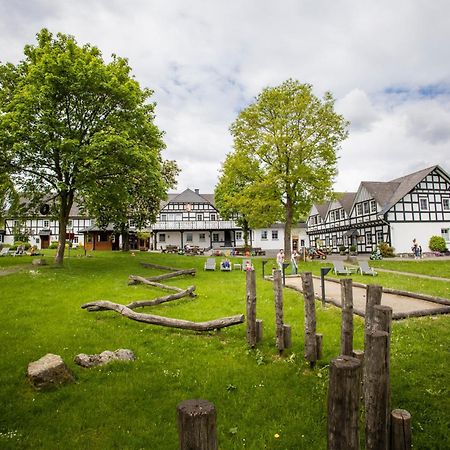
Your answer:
[276,249,284,271]
[291,249,299,274]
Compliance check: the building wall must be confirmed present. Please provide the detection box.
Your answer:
[390,222,450,253]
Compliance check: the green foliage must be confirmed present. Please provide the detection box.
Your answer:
[222,80,348,256]
[12,240,31,250]
[378,241,395,257]
[0,29,175,264]
[429,235,447,252]
[48,241,59,249]
[0,253,449,449]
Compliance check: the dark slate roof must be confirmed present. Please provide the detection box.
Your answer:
[361,182,400,208]
[316,202,331,219]
[380,165,438,213]
[168,188,213,204]
[336,192,357,213]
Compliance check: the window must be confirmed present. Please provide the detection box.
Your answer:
[330,211,335,221]
[43,220,49,228]
[159,233,166,243]
[68,220,73,227]
[261,230,268,240]
[199,233,206,242]
[210,214,217,221]
[186,233,193,242]
[212,233,219,242]
[419,197,429,210]
[443,198,450,211]
[161,214,167,221]
[376,231,383,243]
[196,214,203,221]
[235,231,242,241]
[441,228,449,241]
[366,233,372,244]
[356,204,362,215]
[370,200,377,212]
[73,236,79,244]
[272,230,278,240]
[363,202,369,214]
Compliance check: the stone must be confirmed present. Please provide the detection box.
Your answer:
[74,349,135,368]
[27,353,74,390]
[32,258,47,266]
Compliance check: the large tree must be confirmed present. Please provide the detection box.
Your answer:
[226,80,349,258]
[0,29,172,264]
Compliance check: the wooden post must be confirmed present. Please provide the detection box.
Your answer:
[246,269,257,348]
[301,272,317,365]
[352,349,365,406]
[390,409,412,450]
[273,269,285,354]
[364,285,383,347]
[328,355,361,450]
[373,305,392,334]
[315,333,323,360]
[283,324,292,348]
[177,399,218,450]
[256,319,263,343]
[364,330,390,450]
[340,278,354,356]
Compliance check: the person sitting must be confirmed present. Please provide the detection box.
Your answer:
[221,258,231,271]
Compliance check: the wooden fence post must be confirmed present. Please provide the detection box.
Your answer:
[364,330,390,450]
[256,319,263,343]
[373,305,392,334]
[390,409,412,450]
[177,399,218,450]
[364,285,383,347]
[341,278,354,356]
[328,355,361,450]
[273,269,285,354]
[301,272,318,366]
[283,324,292,348]
[316,333,323,360]
[246,269,257,348]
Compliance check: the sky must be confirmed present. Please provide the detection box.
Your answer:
[1,0,450,194]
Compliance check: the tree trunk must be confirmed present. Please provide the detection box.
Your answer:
[121,227,130,252]
[284,195,293,260]
[54,190,73,266]
[242,218,250,248]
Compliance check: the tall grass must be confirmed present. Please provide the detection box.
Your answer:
[0,252,448,449]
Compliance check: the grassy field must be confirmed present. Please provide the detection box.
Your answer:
[0,251,449,449]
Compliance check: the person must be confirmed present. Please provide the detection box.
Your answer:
[245,260,252,271]
[291,249,299,274]
[222,258,231,269]
[276,249,284,271]
[412,238,420,259]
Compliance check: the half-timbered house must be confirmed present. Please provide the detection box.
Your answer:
[306,165,450,254]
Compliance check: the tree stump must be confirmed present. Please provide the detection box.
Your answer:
[328,355,361,450]
[177,399,218,450]
[27,354,74,390]
[390,409,412,450]
[283,324,292,348]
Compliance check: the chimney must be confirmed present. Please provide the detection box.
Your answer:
[195,189,199,194]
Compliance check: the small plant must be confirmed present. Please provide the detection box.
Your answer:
[429,236,447,252]
[339,245,347,255]
[49,241,59,249]
[378,241,395,257]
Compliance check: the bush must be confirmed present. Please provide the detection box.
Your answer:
[378,241,395,257]
[339,245,347,254]
[429,236,447,252]
[49,241,59,249]
[13,241,31,250]
[349,245,357,253]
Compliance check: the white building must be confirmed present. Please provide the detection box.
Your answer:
[306,165,450,254]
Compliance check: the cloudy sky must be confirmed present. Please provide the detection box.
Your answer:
[2,0,450,194]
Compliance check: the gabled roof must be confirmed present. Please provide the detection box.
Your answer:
[170,188,210,204]
[336,192,357,213]
[361,182,399,208]
[316,202,331,219]
[380,165,438,213]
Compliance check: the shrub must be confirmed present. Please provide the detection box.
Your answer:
[378,241,395,257]
[429,235,447,252]
[339,245,347,254]
[349,245,357,253]
[49,241,59,249]
[13,241,31,250]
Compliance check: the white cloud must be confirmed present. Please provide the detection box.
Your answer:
[2,0,450,193]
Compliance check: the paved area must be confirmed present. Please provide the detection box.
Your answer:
[282,275,450,320]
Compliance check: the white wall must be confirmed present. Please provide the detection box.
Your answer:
[390,222,450,253]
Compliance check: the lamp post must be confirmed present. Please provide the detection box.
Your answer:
[282,262,289,286]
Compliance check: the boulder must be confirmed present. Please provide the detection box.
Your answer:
[74,349,135,368]
[32,258,47,266]
[27,353,74,390]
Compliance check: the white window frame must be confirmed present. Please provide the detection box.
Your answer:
[186,233,193,242]
[357,204,362,215]
[370,200,377,212]
[235,231,242,241]
[199,233,206,242]
[212,233,219,242]
[196,213,203,221]
[271,230,278,240]
[159,233,166,243]
[442,198,450,211]
[210,213,217,221]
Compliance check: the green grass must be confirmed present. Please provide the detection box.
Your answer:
[0,252,449,449]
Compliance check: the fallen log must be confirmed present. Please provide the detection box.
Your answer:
[81,301,245,331]
[83,286,197,312]
[140,262,184,271]
[146,269,196,282]
[128,275,191,294]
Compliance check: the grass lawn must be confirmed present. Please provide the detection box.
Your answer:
[0,251,449,449]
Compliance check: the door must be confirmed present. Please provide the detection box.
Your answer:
[41,235,49,249]
[224,230,232,247]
